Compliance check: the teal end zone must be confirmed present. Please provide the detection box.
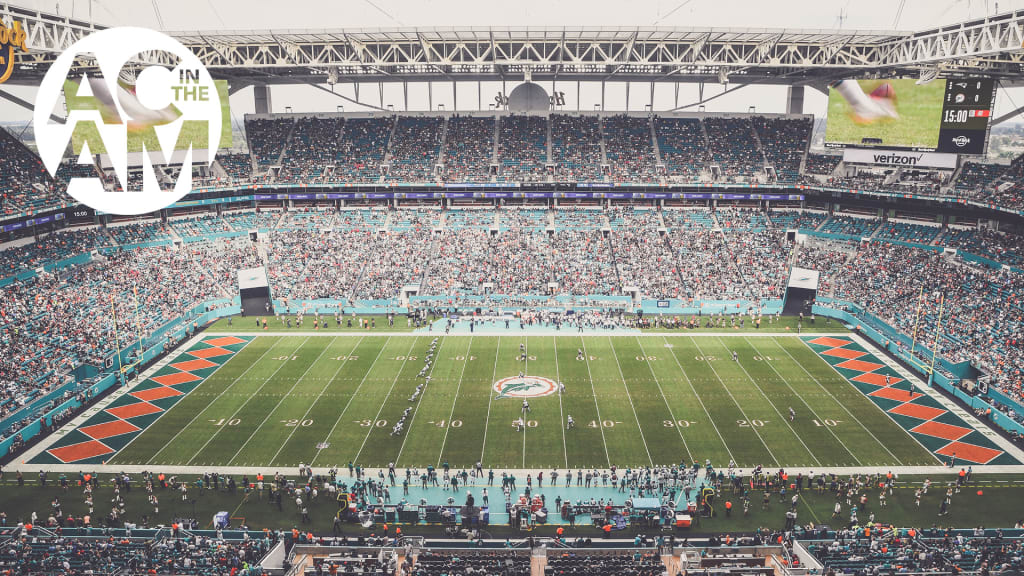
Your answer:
[802,336,1018,466]
[29,336,254,465]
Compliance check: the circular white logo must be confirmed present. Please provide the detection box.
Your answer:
[952,135,970,148]
[493,375,558,399]
[34,27,222,215]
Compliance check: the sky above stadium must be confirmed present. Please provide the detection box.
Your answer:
[3,0,1024,134]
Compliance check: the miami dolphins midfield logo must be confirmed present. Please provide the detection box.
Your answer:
[493,375,557,399]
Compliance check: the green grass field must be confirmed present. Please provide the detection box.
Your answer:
[110,334,938,469]
[825,79,944,149]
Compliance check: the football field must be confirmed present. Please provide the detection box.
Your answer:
[108,334,940,469]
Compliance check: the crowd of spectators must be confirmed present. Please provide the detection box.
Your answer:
[246,118,295,168]
[603,115,657,183]
[386,117,444,182]
[0,532,271,575]
[338,117,393,183]
[654,117,707,182]
[443,116,495,183]
[704,117,764,182]
[551,115,604,182]
[279,117,345,184]
[805,530,1023,575]
[497,115,548,183]
[803,153,842,176]
[751,117,811,183]
[0,127,63,217]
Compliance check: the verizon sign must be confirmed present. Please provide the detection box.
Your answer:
[843,149,957,170]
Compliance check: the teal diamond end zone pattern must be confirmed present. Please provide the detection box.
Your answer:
[803,336,1018,466]
[30,336,253,466]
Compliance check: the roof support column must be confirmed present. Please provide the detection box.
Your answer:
[786,85,805,115]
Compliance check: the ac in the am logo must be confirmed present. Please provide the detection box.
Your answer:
[493,375,557,399]
[0,19,28,84]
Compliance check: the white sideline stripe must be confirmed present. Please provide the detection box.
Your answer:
[310,336,394,466]
[635,336,693,464]
[716,336,821,467]
[607,336,653,467]
[742,336,863,467]
[187,337,312,466]
[352,338,420,464]
[579,337,612,468]
[226,337,336,465]
[661,336,735,464]
[691,337,780,467]
[266,336,364,465]
[434,337,473,466]
[764,336,902,465]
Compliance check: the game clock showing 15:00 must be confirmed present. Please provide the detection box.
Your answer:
[936,79,996,154]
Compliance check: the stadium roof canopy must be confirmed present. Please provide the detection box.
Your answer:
[4,2,1024,89]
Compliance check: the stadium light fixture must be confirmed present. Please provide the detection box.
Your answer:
[285,106,293,113]
[337,105,344,113]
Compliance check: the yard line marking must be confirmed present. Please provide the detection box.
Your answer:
[123,336,261,466]
[184,336,311,466]
[226,337,338,465]
[716,336,820,467]
[433,336,473,466]
[635,336,693,464]
[396,337,449,465]
[352,337,420,464]
[580,336,611,468]
[745,336,863,466]
[552,336,568,468]
[607,337,653,466]
[479,336,501,464]
[793,337,933,466]
[691,337,778,467]
[310,336,394,466]
[661,336,735,464]
[267,336,364,466]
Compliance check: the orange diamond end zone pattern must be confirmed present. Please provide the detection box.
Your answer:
[911,420,972,441]
[106,401,163,420]
[808,337,853,348]
[48,440,115,463]
[188,346,231,359]
[204,336,246,347]
[870,387,924,402]
[170,358,218,372]
[836,358,886,372]
[852,372,903,387]
[79,419,140,440]
[151,371,201,386]
[821,347,867,360]
[888,402,946,421]
[935,441,1004,465]
[130,386,183,402]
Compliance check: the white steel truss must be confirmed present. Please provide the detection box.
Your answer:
[3,2,1024,85]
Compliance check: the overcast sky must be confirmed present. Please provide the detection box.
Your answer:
[4,0,1024,133]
